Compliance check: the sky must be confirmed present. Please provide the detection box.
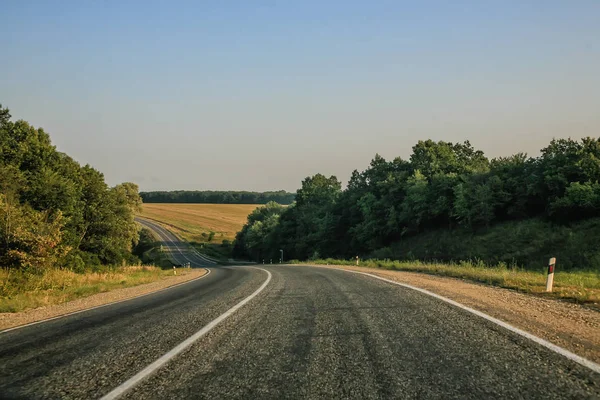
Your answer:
[2,1,599,192]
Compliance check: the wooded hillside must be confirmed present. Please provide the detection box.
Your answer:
[0,105,142,271]
[234,138,600,271]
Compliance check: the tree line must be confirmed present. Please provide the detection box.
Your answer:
[0,105,142,272]
[233,137,600,269]
[140,190,295,205]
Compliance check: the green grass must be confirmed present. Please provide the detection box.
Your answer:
[292,258,600,306]
[188,241,233,262]
[0,266,195,313]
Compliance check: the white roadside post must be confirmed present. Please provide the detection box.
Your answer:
[356,256,359,266]
[546,257,556,292]
[173,266,177,276]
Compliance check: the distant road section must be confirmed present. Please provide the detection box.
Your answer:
[136,217,218,267]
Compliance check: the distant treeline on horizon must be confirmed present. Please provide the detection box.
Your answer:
[140,190,295,205]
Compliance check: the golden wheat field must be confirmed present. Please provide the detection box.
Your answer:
[139,203,260,243]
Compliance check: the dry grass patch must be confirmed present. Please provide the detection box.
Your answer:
[140,203,259,243]
[0,266,193,313]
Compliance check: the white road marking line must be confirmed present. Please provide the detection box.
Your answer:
[100,267,272,400]
[138,219,217,266]
[138,220,191,265]
[309,265,600,375]
[0,269,212,335]
[2,221,212,335]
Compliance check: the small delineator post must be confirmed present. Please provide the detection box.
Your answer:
[546,257,556,292]
[356,256,359,266]
[173,266,177,276]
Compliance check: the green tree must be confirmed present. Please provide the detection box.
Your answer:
[0,194,69,270]
[0,104,145,270]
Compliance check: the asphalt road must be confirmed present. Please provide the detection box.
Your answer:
[1,231,599,399]
[135,218,218,267]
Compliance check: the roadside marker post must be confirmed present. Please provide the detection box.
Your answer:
[173,266,177,276]
[356,256,359,266]
[546,257,556,292]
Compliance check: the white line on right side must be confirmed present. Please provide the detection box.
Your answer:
[311,265,600,375]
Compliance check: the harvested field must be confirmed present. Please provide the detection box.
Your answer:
[139,203,259,243]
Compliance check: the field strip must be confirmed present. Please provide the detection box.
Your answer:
[100,267,272,400]
[305,264,600,374]
[0,269,211,334]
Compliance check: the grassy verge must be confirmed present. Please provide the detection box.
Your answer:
[189,242,232,262]
[0,266,192,313]
[292,258,600,306]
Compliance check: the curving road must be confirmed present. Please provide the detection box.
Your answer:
[1,224,599,399]
[136,217,218,267]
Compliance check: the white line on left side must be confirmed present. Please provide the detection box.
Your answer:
[100,267,272,400]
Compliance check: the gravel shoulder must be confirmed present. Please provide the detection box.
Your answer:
[0,268,208,331]
[299,264,600,364]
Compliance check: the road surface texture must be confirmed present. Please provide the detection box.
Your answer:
[1,225,598,399]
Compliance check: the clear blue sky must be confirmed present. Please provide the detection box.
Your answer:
[2,1,599,191]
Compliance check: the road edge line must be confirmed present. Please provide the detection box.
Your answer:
[306,264,600,375]
[100,267,272,400]
[136,218,219,265]
[0,268,212,335]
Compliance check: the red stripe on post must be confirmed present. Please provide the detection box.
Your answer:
[548,257,556,274]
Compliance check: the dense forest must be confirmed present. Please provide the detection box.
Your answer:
[140,190,295,205]
[234,137,600,271]
[0,105,143,271]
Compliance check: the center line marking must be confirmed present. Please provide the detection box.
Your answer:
[101,267,272,400]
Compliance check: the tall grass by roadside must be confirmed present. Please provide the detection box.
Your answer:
[292,258,600,306]
[0,266,190,313]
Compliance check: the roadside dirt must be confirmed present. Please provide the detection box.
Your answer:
[304,264,600,364]
[0,268,208,331]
